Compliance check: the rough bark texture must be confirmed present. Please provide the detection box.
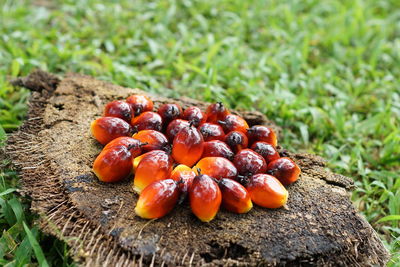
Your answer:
[5,70,389,266]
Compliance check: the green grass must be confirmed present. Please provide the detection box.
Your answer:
[1,0,399,265]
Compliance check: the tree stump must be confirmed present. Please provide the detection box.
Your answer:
[5,70,389,266]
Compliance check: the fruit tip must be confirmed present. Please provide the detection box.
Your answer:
[132,185,142,194]
[242,201,253,213]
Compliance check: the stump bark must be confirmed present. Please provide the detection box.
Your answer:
[5,70,389,266]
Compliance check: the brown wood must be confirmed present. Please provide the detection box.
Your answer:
[5,70,389,266]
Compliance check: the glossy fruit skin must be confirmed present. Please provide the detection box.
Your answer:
[133,150,173,192]
[165,119,190,142]
[246,174,288,208]
[172,125,204,167]
[205,102,230,124]
[103,100,133,122]
[224,131,248,153]
[247,125,277,147]
[104,137,143,158]
[126,95,153,115]
[135,179,180,219]
[193,157,238,180]
[157,103,183,126]
[131,111,163,132]
[170,164,196,193]
[267,157,300,185]
[219,178,252,213]
[91,117,132,145]
[93,146,133,183]
[251,142,280,164]
[132,130,169,152]
[218,114,249,134]
[202,140,234,161]
[182,106,207,127]
[198,123,225,142]
[233,149,267,176]
[189,174,221,222]
[132,150,161,173]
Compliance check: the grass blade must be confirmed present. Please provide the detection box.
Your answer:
[378,215,400,223]
[22,222,49,267]
[0,188,16,197]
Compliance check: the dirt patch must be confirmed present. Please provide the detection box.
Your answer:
[5,70,389,266]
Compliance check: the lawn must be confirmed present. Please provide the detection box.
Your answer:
[0,0,399,265]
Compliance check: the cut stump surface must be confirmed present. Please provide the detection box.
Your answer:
[6,70,389,266]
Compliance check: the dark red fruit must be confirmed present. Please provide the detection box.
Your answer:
[126,94,153,115]
[172,124,204,167]
[246,174,288,208]
[247,125,277,147]
[267,157,300,185]
[91,117,132,145]
[189,174,221,222]
[218,178,252,213]
[205,102,230,124]
[233,149,267,175]
[103,100,132,122]
[182,106,207,127]
[170,164,196,194]
[131,111,162,132]
[133,150,173,192]
[135,179,180,219]
[218,114,249,134]
[251,142,280,163]
[132,130,169,152]
[193,157,238,180]
[157,103,183,126]
[224,131,248,153]
[202,140,234,160]
[198,123,225,141]
[93,145,136,183]
[165,119,190,142]
[104,136,143,158]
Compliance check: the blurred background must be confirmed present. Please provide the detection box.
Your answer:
[0,0,399,265]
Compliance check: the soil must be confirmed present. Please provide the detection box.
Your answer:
[5,70,389,266]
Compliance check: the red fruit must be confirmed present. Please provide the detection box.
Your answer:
[246,174,288,208]
[157,103,183,126]
[198,123,225,142]
[189,174,221,222]
[135,179,180,219]
[93,146,135,182]
[170,164,196,193]
[131,111,163,132]
[218,178,252,213]
[224,131,248,153]
[205,102,230,124]
[126,95,153,115]
[132,130,169,152]
[104,136,143,158]
[202,140,234,161]
[218,114,249,134]
[182,106,207,127]
[247,125,277,147]
[132,150,160,173]
[133,150,173,192]
[267,157,301,185]
[250,142,280,163]
[165,119,190,142]
[233,149,267,176]
[91,117,132,145]
[193,157,237,180]
[172,124,204,167]
[103,100,133,122]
